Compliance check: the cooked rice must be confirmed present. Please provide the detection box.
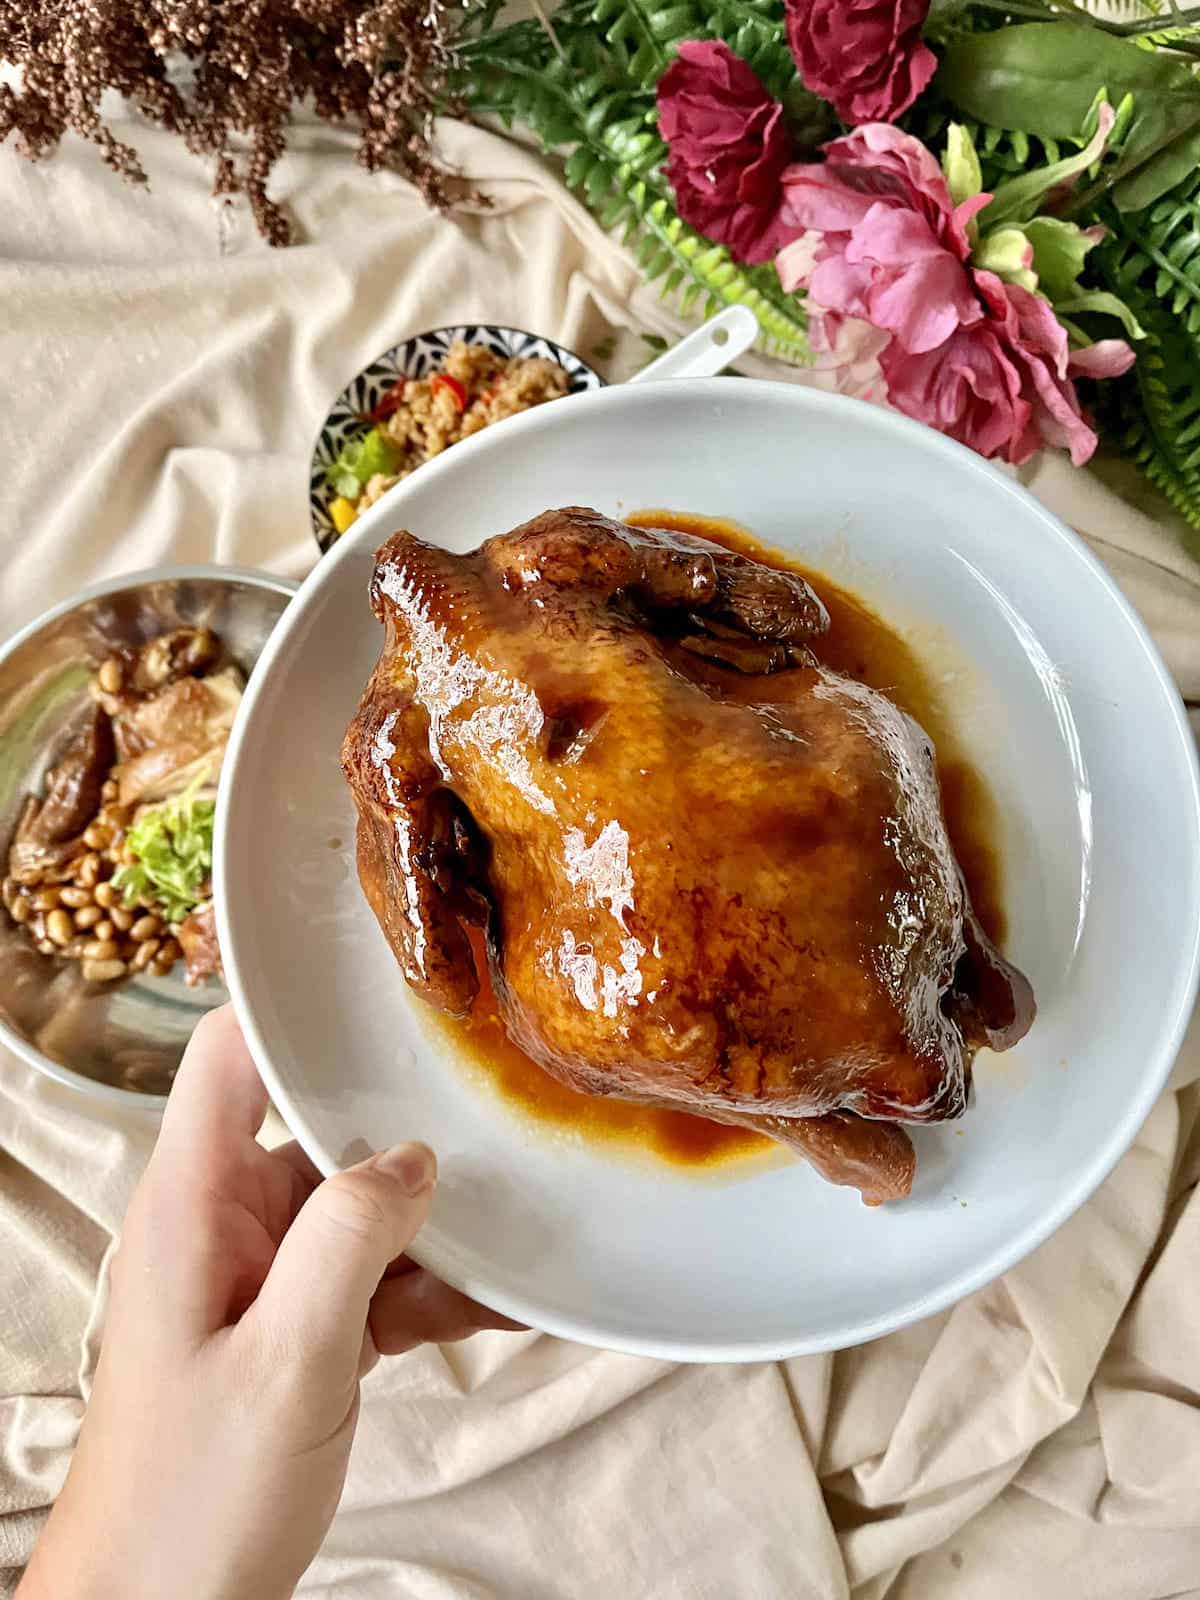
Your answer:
[357,342,571,511]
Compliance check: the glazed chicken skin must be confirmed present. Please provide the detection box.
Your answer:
[342,508,1034,1203]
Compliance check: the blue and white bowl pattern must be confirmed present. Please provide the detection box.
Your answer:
[310,324,604,551]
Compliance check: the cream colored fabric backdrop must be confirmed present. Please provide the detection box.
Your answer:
[2,110,1200,1599]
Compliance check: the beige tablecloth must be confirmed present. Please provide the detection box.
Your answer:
[2,110,1200,1599]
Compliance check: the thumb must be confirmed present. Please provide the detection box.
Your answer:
[250,1142,437,1378]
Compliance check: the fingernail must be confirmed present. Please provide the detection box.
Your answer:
[377,1141,437,1196]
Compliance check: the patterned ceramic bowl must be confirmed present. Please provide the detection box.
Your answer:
[309,324,603,552]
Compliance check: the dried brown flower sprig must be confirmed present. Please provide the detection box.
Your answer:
[0,0,478,245]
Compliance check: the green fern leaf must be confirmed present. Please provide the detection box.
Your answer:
[564,147,593,188]
[454,3,810,361]
[1091,178,1200,546]
[599,191,631,228]
[1095,339,1200,554]
[592,0,673,80]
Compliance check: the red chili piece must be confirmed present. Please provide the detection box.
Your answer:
[431,372,467,411]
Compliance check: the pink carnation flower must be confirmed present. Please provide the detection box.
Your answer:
[786,0,936,126]
[656,40,796,265]
[778,124,1135,465]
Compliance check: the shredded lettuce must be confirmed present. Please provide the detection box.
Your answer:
[113,777,215,924]
[324,426,400,501]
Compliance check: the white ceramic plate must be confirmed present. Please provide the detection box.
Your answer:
[216,380,1200,1361]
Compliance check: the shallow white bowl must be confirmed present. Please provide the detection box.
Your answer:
[216,380,1200,1360]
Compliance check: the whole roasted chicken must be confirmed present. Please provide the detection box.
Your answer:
[342,508,1034,1203]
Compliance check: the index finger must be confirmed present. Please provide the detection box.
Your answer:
[112,1006,271,1343]
[156,1004,269,1173]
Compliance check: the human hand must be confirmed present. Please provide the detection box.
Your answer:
[20,1004,521,1600]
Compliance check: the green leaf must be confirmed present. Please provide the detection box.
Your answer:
[1023,215,1098,299]
[585,159,613,203]
[1057,314,1093,348]
[1054,289,1148,339]
[781,77,838,147]
[906,102,1068,191]
[599,192,630,228]
[942,122,984,207]
[1107,90,1137,149]
[1111,121,1200,212]
[973,225,1038,289]
[593,0,671,81]
[980,98,1113,229]
[564,147,593,188]
[940,23,1200,212]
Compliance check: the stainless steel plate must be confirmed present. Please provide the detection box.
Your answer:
[0,567,296,1106]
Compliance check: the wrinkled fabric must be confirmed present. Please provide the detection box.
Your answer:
[1,108,1199,1599]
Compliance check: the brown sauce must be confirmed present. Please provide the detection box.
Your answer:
[425,511,1005,1169]
[432,927,768,1167]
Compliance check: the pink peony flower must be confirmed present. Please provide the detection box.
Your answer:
[878,281,1027,463]
[779,124,989,352]
[786,0,936,126]
[880,273,1134,466]
[656,40,797,265]
[778,125,1135,465]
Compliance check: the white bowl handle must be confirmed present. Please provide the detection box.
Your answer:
[627,305,760,384]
